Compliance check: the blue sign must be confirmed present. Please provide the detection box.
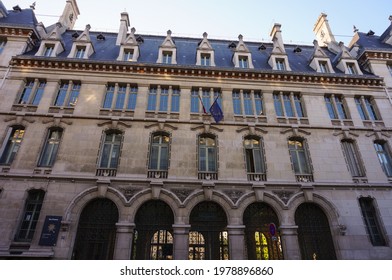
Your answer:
[39,216,62,246]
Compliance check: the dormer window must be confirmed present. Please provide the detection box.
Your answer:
[75,46,86,59]
[201,53,211,66]
[319,61,329,73]
[276,59,286,71]
[239,56,249,68]
[346,63,357,74]
[162,51,173,64]
[123,49,134,61]
[44,44,54,57]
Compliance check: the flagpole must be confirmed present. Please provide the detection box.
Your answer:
[197,91,207,114]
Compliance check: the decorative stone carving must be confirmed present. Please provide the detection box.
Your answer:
[171,188,194,202]
[273,190,295,204]
[223,190,244,204]
[119,187,142,201]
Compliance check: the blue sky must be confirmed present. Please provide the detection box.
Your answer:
[2,0,391,45]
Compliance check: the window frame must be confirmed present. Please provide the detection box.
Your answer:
[198,134,218,173]
[355,96,380,121]
[244,136,266,180]
[0,126,25,166]
[162,51,173,64]
[15,190,45,242]
[374,141,392,178]
[341,139,366,178]
[98,130,123,170]
[359,197,387,246]
[273,92,306,119]
[75,46,86,59]
[288,137,312,176]
[276,58,286,71]
[17,79,46,106]
[37,128,63,168]
[148,132,170,171]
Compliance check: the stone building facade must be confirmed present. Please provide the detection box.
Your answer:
[0,1,392,260]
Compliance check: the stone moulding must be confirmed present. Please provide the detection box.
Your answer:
[10,57,385,88]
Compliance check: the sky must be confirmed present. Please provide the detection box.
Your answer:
[2,0,392,45]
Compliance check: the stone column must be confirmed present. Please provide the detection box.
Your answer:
[279,225,301,260]
[227,225,246,260]
[172,224,191,260]
[113,222,135,260]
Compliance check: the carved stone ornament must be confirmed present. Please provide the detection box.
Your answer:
[273,190,295,204]
[171,188,194,202]
[119,187,142,200]
[223,190,244,204]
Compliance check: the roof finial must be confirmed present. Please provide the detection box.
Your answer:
[30,2,36,10]
[131,27,136,34]
[167,30,172,36]
[389,15,392,23]
[353,25,359,33]
[203,32,208,38]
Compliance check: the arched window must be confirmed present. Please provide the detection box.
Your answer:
[244,136,266,181]
[341,139,365,177]
[148,132,170,178]
[243,203,283,260]
[373,141,392,178]
[38,128,63,167]
[288,137,313,182]
[198,134,217,179]
[0,126,25,165]
[189,202,229,260]
[72,199,119,260]
[132,200,174,260]
[15,190,45,242]
[96,130,123,176]
[295,203,336,260]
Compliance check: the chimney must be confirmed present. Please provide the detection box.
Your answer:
[116,12,130,46]
[270,23,286,53]
[58,0,80,32]
[313,13,336,47]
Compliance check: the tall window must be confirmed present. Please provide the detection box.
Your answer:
[15,190,45,242]
[191,88,221,114]
[244,137,266,181]
[274,92,305,118]
[38,128,63,167]
[159,87,169,111]
[0,126,25,165]
[324,95,348,120]
[149,133,170,171]
[374,141,392,177]
[103,83,138,110]
[359,197,386,246]
[341,140,365,177]
[99,131,122,169]
[232,90,263,116]
[17,79,46,106]
[288,138,312,176]
[54,81,81,107]
[199,135,217,173]
[162,51,172,64]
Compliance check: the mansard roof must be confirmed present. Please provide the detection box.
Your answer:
[0,7,38,29]
[17,29,377,76]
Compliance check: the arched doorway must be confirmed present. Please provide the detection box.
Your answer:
[132,200,174,260]
[295,203,337,260]
[72,198,119,260]
[189,201,229,260]
[243,203,284,260]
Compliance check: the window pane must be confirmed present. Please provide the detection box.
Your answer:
[159,88,169,112]
[273,94,283,117]
[147,88,157,111]
[171,88,180,112]
[31,82,46,106]
[243,92,253,115]
[191,90,199,113]
[359,198,386,246]
[127,87,138,110]
[0,128,25,165]
[374,142,392,177]
[283,95,294,117]
[67,84,81,107]
[55,84,68,106]
[254,92,263,115]
[103,85,115,108]
[325,96,337,119]
[355,98,367,120]
[342,141,364,177]
[232,91,242,115]
[335,96,347,119]
[115,90,126,109]
[39,130,62,167]
[294,95,304,118]
[365,98,378,121]
[202,90,211,110]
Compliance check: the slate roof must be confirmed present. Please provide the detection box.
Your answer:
[0,8,38,29]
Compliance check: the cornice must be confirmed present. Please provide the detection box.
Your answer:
[358,50,392,64]
[10,56,384,88]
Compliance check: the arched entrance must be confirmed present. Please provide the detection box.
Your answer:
[72,198,119,260]
[243,202,284,260]
[189,201,229,260]
[132,200,174,260]
[295,203,337,260]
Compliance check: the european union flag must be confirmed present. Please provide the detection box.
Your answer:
[209,99,224,123]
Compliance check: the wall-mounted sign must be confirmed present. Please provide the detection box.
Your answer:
[39,216,62,247]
